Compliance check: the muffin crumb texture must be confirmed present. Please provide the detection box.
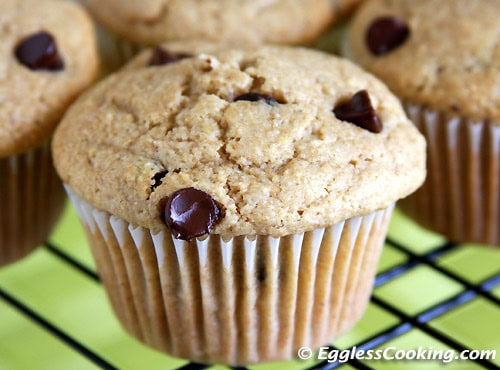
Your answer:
[53,47,426,237]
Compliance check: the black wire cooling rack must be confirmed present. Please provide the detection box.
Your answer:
[0,207,498,370]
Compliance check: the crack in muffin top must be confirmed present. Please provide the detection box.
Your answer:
[53,46,426,237]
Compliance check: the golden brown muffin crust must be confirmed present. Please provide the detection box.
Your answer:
[53,46,426,236]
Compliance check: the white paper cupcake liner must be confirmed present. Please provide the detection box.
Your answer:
[0,142,65,266]
[67,187,393,365]
[399,102,500,246]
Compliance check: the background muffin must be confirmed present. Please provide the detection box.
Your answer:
[0,0,99,266]
[344,0,500,246]
[53,46,426,364]
[79,0,334,72]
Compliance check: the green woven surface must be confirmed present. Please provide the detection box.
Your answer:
[0,204,498,370]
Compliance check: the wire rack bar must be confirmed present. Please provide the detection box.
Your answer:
[45,242,100,282]
[0,232,496,370]
[0,286,118,370]
[386,238,500,305]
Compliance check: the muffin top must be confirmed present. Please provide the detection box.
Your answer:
[53,46,426,238]
[83,0,333,46]
[123,41,233,71]
[0,0,99,157]
[347,0,500,123]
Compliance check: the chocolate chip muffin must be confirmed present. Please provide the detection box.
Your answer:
[79,0,335,71]
[53,46,425,364]
[344,0,500,246]
[0,0,99,266]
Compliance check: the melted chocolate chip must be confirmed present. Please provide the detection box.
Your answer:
[149,47,192,66]
[150,170,169,192]
[333,90,383,133]
[234,92,282,106]
[165,188,221,241]
[15,31,64,71]
[366,17,410,56]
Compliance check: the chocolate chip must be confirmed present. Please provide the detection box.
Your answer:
[234,92,282,106]
[149,47,192,66]
[165,188,222,241]
[15,31,64,71]
[333,90,383,133]
[366,17,409,56]
[150,170,169,192]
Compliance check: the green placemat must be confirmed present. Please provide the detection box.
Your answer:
[0,204,498,370]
